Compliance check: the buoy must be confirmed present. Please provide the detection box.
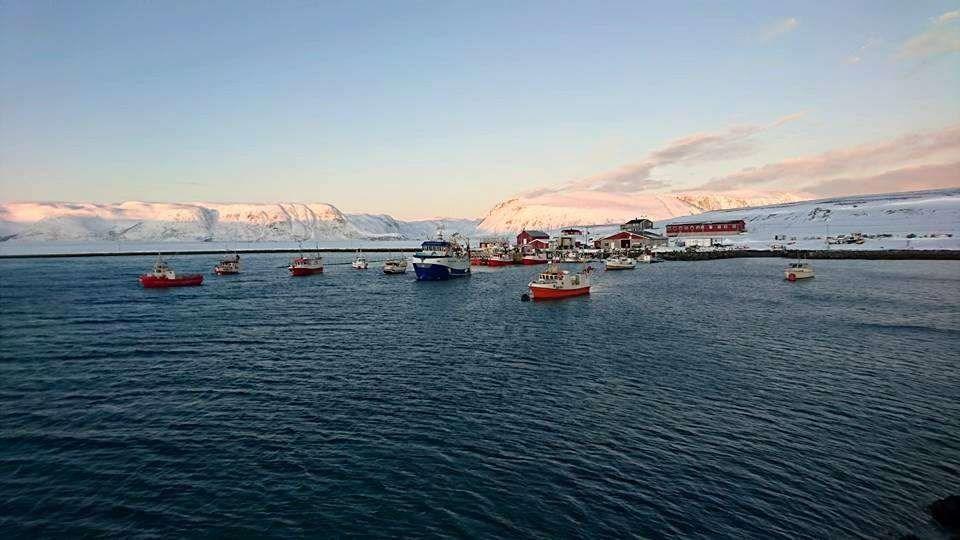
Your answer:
[787,273,797,282]
[520,293,531,302]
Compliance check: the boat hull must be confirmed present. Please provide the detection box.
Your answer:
[290,267,324,276]
[522,258,547,265]
[413,262,470,281]
[528,284,590,300]
[214,269,239,275]
[785,271,814,281]
[139,274,204,288]
[485,258,514,267]
[605,265,635,270]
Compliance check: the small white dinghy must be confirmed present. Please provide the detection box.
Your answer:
[604,256,636,270]
[785,259,814,281]
[352,250,369,269]
[383,256,408,274]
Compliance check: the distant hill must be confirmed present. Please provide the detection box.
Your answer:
[0,201,480,242]
[476,189,807,234]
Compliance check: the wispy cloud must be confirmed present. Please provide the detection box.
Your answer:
[525,113,805,197]
[693,123,960,193]
[935,10,960,24]
[845,37,881,64]
[803,161,960,197]
[894,10,960,60]
[761,17,799,41]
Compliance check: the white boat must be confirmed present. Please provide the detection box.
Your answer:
[785,260,814,281]
[383,256,408,274]
[213,252,241,275]
[352,250,369,269]
[604,256,636,270]
[563,251,581,263]
[637,253,662,264]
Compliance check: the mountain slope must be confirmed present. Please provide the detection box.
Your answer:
[0,202,479,242]
[476,189,807,234]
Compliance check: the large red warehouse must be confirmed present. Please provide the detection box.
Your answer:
[665,220,746,237]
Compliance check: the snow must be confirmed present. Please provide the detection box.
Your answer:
[0,201,479,244]
[653,188,960,251]
[476,189,806,234]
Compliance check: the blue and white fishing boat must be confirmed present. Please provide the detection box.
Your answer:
[412,231,471,281]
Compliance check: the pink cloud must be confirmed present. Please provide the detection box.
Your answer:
[695,123,960,191]
[525,112,805,196]
[803,161,960,197]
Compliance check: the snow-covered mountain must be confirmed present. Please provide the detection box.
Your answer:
[657,188,960,250]
[0,201,480,242]
[476,189,807,234]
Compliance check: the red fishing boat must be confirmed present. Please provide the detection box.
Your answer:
[485,254,515,267]
[139,254,204,288]
[289,246,324,276]
[522,254,548,265]
[527,264,592,300]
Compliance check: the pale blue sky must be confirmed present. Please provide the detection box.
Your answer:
[1,1,958,218]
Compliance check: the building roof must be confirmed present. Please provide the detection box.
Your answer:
[520,230,550,238]
[667,219,746,226]
[623,217,652,225]
[599,230,666,241]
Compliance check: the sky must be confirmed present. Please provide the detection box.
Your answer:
[1,1,958,219]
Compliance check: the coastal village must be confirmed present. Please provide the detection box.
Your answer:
[469,216,750,265]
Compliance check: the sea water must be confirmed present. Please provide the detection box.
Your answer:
[1,255,958,538]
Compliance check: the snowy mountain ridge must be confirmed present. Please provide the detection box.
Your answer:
[0,201,480,242]
[476,189,807,234]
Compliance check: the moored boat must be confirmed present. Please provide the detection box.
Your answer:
[527,263,592,300]
[139,254,204,288]
[785,260,814,281]
[352,250,369,269]
[213,252,241,275]
[637,253,662,264]
[522,253,548,265]
[412,231,470,281]
[383,256,408,274]
[485,254,515,267]
[604,256,636,270]
[289,246,324,276]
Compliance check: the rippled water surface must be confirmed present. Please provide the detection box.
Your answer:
[2,255,959,538]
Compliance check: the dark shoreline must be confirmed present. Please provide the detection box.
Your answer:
[0,247,422,259]
[658,249,960,261]
[1,247,958,261]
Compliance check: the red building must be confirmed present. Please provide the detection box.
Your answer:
[526,238,549,250]
[517,230,550,246]
[598,230,667,251]
[665,220,746,237]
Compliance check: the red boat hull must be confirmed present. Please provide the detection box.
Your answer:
[139,274,204,288]
[485,258,514,267]
[522,258,547,265]
[528,285,590,300]
[290,267,324,276]
[470,257,487,266]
